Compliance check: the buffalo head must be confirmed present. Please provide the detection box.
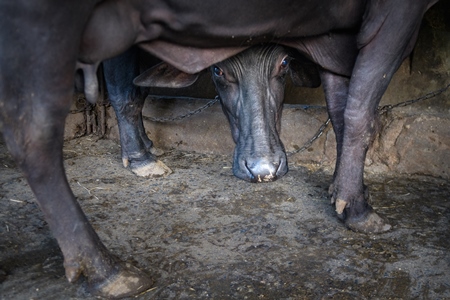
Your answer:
[134,44,320,182]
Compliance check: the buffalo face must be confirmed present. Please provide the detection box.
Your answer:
[134,44,320,183]
[211,45,289,182]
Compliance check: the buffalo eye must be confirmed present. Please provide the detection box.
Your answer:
[280,56,290,70]
[213,66,224,77]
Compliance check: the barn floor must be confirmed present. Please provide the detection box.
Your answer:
[0,135,449,299]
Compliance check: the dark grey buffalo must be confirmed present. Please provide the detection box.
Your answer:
[103,45,320,183]
[0,0,438,298]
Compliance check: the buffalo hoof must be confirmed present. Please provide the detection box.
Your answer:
[345,210,391,233]
[131,160,172,177]
[90,262,154,299]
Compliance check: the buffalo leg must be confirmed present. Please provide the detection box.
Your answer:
[319,70,349,185]
[320,70,377,225]
[0,2,153,297]
[103,48,171,177]
[330,2,428,233]
[1,117,153,297]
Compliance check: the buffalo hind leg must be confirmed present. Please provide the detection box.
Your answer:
[319,70,348,199]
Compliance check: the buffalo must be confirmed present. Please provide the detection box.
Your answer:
[0,0,438,297]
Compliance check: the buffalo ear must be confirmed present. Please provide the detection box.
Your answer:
[133,61,201,88]
[289,55,321,88]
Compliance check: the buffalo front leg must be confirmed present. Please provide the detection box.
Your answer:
[1,107,154,298]
[330,1,430,233]
[320,70,378,230]
[0,85,152,298]
[0,103,154,298]
[103,48,171,177]
[0,2,154,296]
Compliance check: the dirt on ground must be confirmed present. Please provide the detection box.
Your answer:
[0,136,449,299]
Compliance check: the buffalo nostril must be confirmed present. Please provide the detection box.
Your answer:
[246,159,280,183]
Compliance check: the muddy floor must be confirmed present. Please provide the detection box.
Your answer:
[0,136,449,299]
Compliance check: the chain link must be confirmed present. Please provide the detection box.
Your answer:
[69,95,93,114]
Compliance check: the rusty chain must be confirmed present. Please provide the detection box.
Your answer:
[71,83,449,153]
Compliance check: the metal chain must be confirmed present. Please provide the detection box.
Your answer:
[287,118,331,156]
[378,82,450,115]
[70,83,448,153]
[69,95,93,114]
[288,82,450,155]
[142,95,220,123]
